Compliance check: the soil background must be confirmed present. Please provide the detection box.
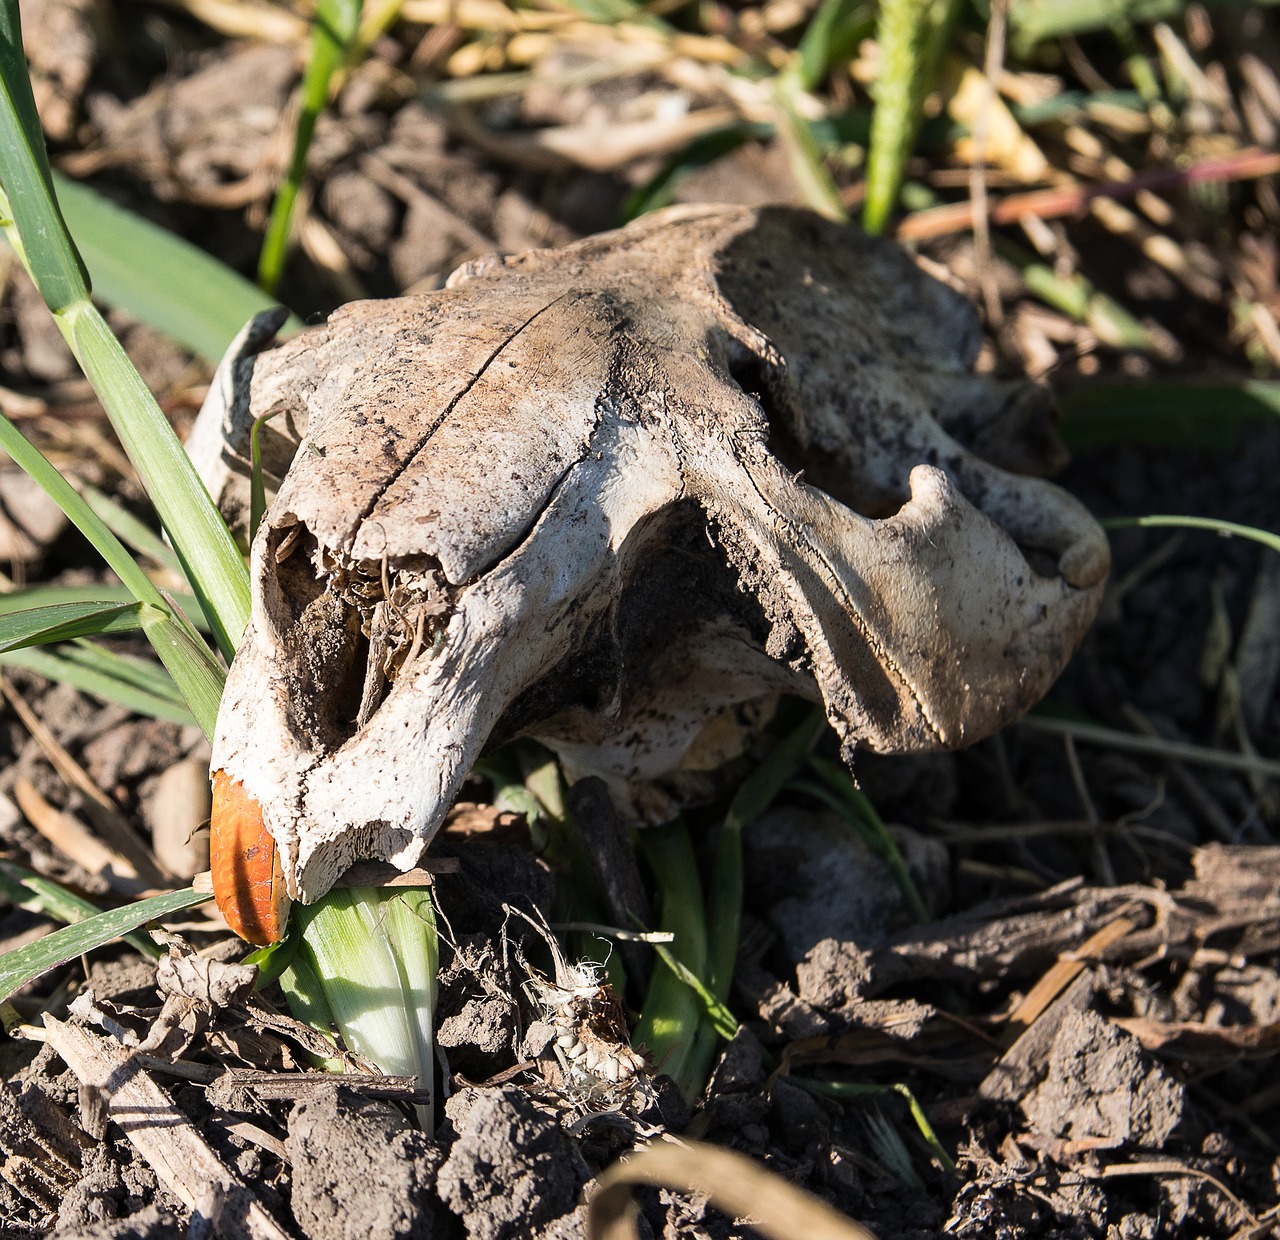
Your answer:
[3,1,1280,1237]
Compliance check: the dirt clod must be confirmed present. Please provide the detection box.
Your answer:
[437,1087,591,1240]
[286,1087,448,1240]
[1022,1009,1186,1148]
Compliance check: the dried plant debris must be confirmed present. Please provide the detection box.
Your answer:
[193,204,1108,904]
[0,841,1278,1238]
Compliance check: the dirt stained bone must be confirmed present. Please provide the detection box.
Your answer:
[189,204,1110,904]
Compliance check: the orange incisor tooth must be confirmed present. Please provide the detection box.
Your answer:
[210,770,290,945]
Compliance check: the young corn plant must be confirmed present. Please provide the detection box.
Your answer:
[0,0,439,1127]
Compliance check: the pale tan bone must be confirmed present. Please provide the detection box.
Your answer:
[189,204,1109,903]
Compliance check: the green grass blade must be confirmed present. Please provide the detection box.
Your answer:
[0,885,209,1002]
[52,174,303,364]
[1102,514,1280,554]
[0,584,209,632]
[0,860,160,959]
[0,410,165,607]
[775,89,848,221]
[249,411,285,543]
[799,755,927,921]
[1009,0,1177,48]
[0,170,250,670]
[0,600,145,651]
[650,943,739,1042]
[79,483,183,575]
[792,1077,956,1173]
[0,0,89,309]
[795,0,873,92]
[0,406,224,736]
[1020,263,1156,351]
[706,709,827,1002]
[862,0,958,234]
[63,302,250,661]
[622,126,759,221]
[0,643,196,725]
[259,0,364,293]
[137,607,225,737]
[633,819,709,1100]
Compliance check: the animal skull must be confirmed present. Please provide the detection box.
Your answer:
[191,204,1109,940]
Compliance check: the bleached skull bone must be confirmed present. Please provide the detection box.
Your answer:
[189,204,1109,904]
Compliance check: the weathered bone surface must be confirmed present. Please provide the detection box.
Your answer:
[190,204,1109,903]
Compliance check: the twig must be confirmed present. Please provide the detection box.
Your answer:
[896,148,1280,240]
[1020,716,1280,781]
[0,676,168,884]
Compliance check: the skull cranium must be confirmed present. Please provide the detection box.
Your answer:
[191,204,1109,936]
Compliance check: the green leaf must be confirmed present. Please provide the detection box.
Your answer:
[0,584,209,632]
[289,885,440,1126]
[0,0,90,309]
[0,860,159,959]
[259,0,365,293]
[0,600,145,652]
[0,643,196,726]
[634,820,709,1100]
[51,174,302,365]
[0,885,210,1002]
[63,302,250,663]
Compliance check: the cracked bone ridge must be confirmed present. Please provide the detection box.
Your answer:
[188,203,1110,903]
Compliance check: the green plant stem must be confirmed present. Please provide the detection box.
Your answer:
[705,710,827,1004]
[633,820,709,1100]
[862,0,958,234]
[1102,514,1280,554]
[258,0,363,293]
